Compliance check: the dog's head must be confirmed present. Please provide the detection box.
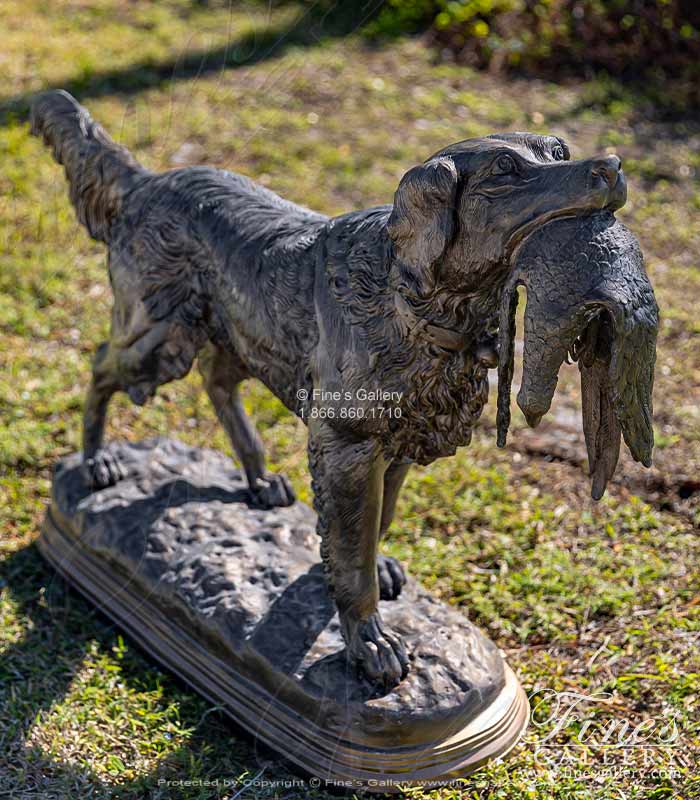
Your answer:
[387,132,626,294]
[387,133,657,499]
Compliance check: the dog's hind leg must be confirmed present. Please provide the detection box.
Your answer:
[377,461,410,601]
[81,324,167,488]
[198,344,295,509]
[82,320,199,488]
[82,341,123,488]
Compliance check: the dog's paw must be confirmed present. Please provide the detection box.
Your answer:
[345,613,410,689]
[249,473,295,508]
[82,450,125,489]
[377,555,406,601]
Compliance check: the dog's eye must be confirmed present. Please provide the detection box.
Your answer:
[493,155,515,175]
[552,145,566,161]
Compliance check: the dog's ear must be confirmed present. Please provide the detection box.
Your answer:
[388,157,458,294]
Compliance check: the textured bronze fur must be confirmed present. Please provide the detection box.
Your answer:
[31,89,648,687]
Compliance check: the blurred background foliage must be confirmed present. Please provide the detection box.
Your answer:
[274,0,700,113]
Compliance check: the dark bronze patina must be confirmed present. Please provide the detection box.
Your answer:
[40,438,530,788]
[497,212,658,500]
[31,90,657,695]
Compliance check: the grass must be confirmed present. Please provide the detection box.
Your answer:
[1,1,700,798]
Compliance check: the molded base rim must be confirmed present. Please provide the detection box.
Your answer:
[39,507,530,792]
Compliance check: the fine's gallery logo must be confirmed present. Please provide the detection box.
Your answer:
[527,688,680,749]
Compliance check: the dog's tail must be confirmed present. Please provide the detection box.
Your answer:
[30,90,146,243]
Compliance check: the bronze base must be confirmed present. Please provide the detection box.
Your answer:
[39,438,529,791]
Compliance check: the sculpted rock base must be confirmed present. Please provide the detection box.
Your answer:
[40,438,528,790]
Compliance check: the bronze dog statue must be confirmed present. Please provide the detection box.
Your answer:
[31,90,655,687]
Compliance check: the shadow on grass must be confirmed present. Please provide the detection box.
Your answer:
[0,0,385,129]
[0,544,334,800]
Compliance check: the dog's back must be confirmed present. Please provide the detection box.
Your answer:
[32,91,328,403]
[114,165,328,405]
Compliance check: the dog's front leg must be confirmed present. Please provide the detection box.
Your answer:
[377,461,410,600]
[308,420,410,688]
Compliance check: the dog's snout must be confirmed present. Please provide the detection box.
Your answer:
[591,155,622,188]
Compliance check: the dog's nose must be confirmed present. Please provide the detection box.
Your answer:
[592,155,622,188]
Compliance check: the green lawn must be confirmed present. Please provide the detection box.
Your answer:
[1,2,699,798]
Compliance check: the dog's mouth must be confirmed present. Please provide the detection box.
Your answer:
[602,170,627,212]
[503,208,579,264]
[496,212,658,499]
[503,163,628,262]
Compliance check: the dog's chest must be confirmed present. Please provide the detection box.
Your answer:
[383,358,491,465]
